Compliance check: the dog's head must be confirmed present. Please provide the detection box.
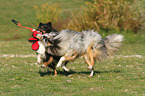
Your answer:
[37,22,57,33]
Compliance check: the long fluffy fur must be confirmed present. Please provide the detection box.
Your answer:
[104,34,123,55]
[46,29,102,56]
[43,29,123,77]
[92,33,123,62]
[45,29,123,62]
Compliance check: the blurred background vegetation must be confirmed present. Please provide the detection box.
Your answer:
[34,0,145,33]
[0,0,144,40]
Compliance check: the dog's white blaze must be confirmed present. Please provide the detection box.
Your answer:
[57,57,65,67]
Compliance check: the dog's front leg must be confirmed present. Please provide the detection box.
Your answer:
[57,56,65,67]
[57,52,77,68]
[62,64,69,72]
[37,54,41,64]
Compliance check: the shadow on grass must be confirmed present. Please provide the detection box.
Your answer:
[38,69,121,77]
[38,70,76,77]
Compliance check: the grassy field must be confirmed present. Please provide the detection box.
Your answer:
[0,0,145,96]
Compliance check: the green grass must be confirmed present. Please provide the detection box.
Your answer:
[0,44,144,95]
[0,0,145,96]
[0,32,145,96]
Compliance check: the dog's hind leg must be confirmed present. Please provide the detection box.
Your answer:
[86,44,95,77]
[84,55,92,69]
[86,44,94,70]
[85,56,94,77]
[88,68,94,77]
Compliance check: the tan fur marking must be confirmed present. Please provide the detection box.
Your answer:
[46,56,53,65]
[84,55,91,66]
[47,42,52,46]
[93,50,100,59]
[87,44,94,67]
[43,62,48,67]
[54,70,57,75]
[64,52,78,61]
[39,28,46,33]
[43,56,53,67]
[36,35,42,40]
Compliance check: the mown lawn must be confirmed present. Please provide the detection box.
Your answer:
[0,0,145,96]
[0,33,144,96]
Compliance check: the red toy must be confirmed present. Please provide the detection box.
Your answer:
[12,19,46,50]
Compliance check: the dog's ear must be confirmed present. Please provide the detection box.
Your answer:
[39,22,42,26]
[47,22,52,27]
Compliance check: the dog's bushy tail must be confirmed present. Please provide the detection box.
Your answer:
[104,33,123,56]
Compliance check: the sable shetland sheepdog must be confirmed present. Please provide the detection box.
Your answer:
[38,23,123,77]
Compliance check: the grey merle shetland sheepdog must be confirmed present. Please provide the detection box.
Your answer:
[38,23,123,77]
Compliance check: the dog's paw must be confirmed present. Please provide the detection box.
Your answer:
[62,66,69,72]
[87,66,93,70]
[40,64,46,69]
[64,68,69,72]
